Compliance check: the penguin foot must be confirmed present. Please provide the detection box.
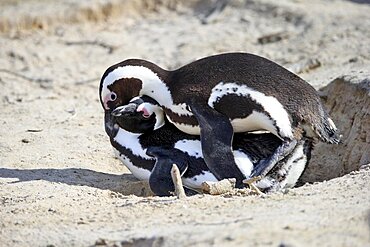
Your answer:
[243,176,265,196]
[251,139,298,178]
[147,146,189,196]
[187,99,245,187]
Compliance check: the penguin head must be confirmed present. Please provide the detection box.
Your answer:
[99,59,169,112]
[111,96,165,134]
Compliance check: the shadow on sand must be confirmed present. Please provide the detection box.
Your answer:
[0,168,153,197]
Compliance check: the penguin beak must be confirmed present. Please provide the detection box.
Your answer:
[111,103,137,117]
[104,111,118,137]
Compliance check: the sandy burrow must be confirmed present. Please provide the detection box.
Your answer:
[0,0,370,246]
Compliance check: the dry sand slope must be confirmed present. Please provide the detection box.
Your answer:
[0,0,369,246]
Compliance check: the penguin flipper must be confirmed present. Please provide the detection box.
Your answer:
[147,146,189,196]
[187,99,245,187]
[251,139,298,178]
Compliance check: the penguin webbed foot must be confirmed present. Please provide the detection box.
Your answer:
[187,99,245,188]
[147,146,189,196]
[243,176,265,196]
[251,139,298,178]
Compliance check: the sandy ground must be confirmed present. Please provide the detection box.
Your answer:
[0,0,369,246]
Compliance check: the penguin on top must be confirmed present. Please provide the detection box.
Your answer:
[99,52,340,186]
[104,95,313,196]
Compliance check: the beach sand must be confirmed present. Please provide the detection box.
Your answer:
[0,0,369,246]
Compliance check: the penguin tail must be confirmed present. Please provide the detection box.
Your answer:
[316,115,341,144]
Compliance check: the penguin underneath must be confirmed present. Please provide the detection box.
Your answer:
[105,96,313,196]
[99,52,337,186]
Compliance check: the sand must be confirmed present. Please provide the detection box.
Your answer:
[0,0,369,246]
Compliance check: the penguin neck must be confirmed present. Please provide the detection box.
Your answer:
[134,66,174,108]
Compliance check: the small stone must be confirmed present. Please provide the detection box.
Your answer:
[348,57,358,63]
[48,208,56,213]
[224,236,234,241]
[21,138,29,143]
[27,129,43,132]
[95,238,107,246]
[257,31,290,44]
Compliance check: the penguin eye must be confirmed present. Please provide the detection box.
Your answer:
[110,92,117,101]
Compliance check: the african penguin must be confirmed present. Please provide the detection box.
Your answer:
[105,96,313,196]
[99,53,335,186]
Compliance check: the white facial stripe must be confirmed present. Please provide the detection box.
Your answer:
[208,82,293,138]
[101,65,173,107]
[174,140,203,159]
[104,65,173,105]
[113,128,152,160]
[113,148,151,181]
[233,150,253,178]
[102,65,196,122]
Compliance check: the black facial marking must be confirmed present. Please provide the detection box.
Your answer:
[114,110,156,134]
[107,78,143,108]
[107,101,116,110]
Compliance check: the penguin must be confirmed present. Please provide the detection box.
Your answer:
[99,52,337,186]
[105,96,313,196]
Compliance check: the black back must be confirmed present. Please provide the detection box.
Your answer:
[168,53,323,125]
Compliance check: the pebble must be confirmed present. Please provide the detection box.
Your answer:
[21,138,30,143]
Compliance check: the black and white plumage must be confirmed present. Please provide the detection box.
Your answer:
[99,52,338,185]
[104,96,313,196]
